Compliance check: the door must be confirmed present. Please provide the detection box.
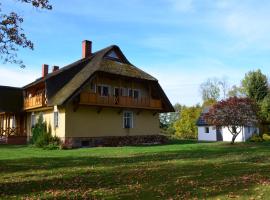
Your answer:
[216,126,223,141]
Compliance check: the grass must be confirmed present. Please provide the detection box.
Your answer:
[1,140,270,199]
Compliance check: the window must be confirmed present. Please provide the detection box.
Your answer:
[123,111,133,129]
[31,113,35,127]
[107,50,119,59]
[11,115,16,128]
[54,111,59,128]
[205,127,210,133]
[90,82,96,93]
[128,89,133,97]
[122,88,128,96]
[133,90,140,99]
[97,85,109,96]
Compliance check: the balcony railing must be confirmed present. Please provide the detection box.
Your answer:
[24,93,45,110]
[0,127,26,137]
[80,92,162,110]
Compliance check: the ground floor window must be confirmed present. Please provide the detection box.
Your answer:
[205,127,210,133]
[123,111,133,129]
[31,113,35,128]
[54,111,59,128]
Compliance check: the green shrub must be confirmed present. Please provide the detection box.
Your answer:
[262,133,270,141]
[30,114,61,149]
[248,134,263,142]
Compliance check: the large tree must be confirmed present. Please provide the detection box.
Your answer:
[174,105,202,139]
[259,94,270,122]
[200,78,220,103]
[241,70,268,102]
[204,97,258,144]
[0,0,52,67]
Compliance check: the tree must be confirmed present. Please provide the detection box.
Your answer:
[227,85,246,98]
[0,0,52,67]
[241,70,269,102]
[200,78,220,103]
[174,105,202,139]
[159,103,182,135]
[259,94,270,122]
[204,97,258,144]
[218,76,230,99]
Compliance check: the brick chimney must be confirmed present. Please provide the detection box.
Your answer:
[42,64,49,78]
[52,66,59,72]
[82,40,92,58]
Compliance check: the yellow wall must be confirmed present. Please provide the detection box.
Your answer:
[26,107,65,138]
[65,104,160,138]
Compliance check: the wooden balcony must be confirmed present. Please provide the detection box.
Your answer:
[24,93,46,110]
[80,92,162,110]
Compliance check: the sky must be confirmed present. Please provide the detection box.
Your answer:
[1,0,270,106]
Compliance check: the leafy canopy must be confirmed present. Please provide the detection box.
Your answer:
[204,97,258,144]
[174,105,202,139]
[241,69,268,102]
[0,0,52,67]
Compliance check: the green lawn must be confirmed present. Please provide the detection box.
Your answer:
[1,141,270,199]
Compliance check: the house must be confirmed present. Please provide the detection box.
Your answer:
[0,40,174,147]
[197,107,258,142]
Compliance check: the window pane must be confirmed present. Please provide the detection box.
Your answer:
[134,90,139,99]
[103,86,109,96]
[128,89,133,97]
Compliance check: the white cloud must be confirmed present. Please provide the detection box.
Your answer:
[168,0,194,12]
[0,66,39,87]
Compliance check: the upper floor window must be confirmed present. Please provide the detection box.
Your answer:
[128,89,140,99]
[123,111,133,129]
[97,85,109,97]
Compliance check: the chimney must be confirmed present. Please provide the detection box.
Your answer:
[82,40,92,58]
[42,64,49,78]
[52,65,59,72]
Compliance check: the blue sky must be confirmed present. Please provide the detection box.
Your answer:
[1,0,270,106]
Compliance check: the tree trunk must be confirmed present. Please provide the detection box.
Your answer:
[231,134,238,144]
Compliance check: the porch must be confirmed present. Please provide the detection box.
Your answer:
[0,113,27,145]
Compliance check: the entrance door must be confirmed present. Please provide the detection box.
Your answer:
[216,126,223,141]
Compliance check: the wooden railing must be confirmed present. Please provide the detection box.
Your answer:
[0,127,26,137]
[80,92,162,110]
[24,93,45,110]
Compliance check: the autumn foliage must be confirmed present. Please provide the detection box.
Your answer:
[204,97,258,144]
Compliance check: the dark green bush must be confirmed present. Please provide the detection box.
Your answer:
[31,115,60,149]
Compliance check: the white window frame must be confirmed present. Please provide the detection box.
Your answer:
[205,126,210,133]
[97,84,110,97]
[123,111,133,129]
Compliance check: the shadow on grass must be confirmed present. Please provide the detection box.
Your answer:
[0,142,270,199]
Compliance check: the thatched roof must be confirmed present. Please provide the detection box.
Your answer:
[24,45,174,112]
[0,86,23,113]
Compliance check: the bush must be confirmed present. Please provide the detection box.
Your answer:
[31,115,61,149]
[262,133,270,141]
[248,134,263,142]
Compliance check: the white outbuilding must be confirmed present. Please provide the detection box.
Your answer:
[197,108,259,142]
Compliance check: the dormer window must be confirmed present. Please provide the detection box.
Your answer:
[107,51,119,59]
